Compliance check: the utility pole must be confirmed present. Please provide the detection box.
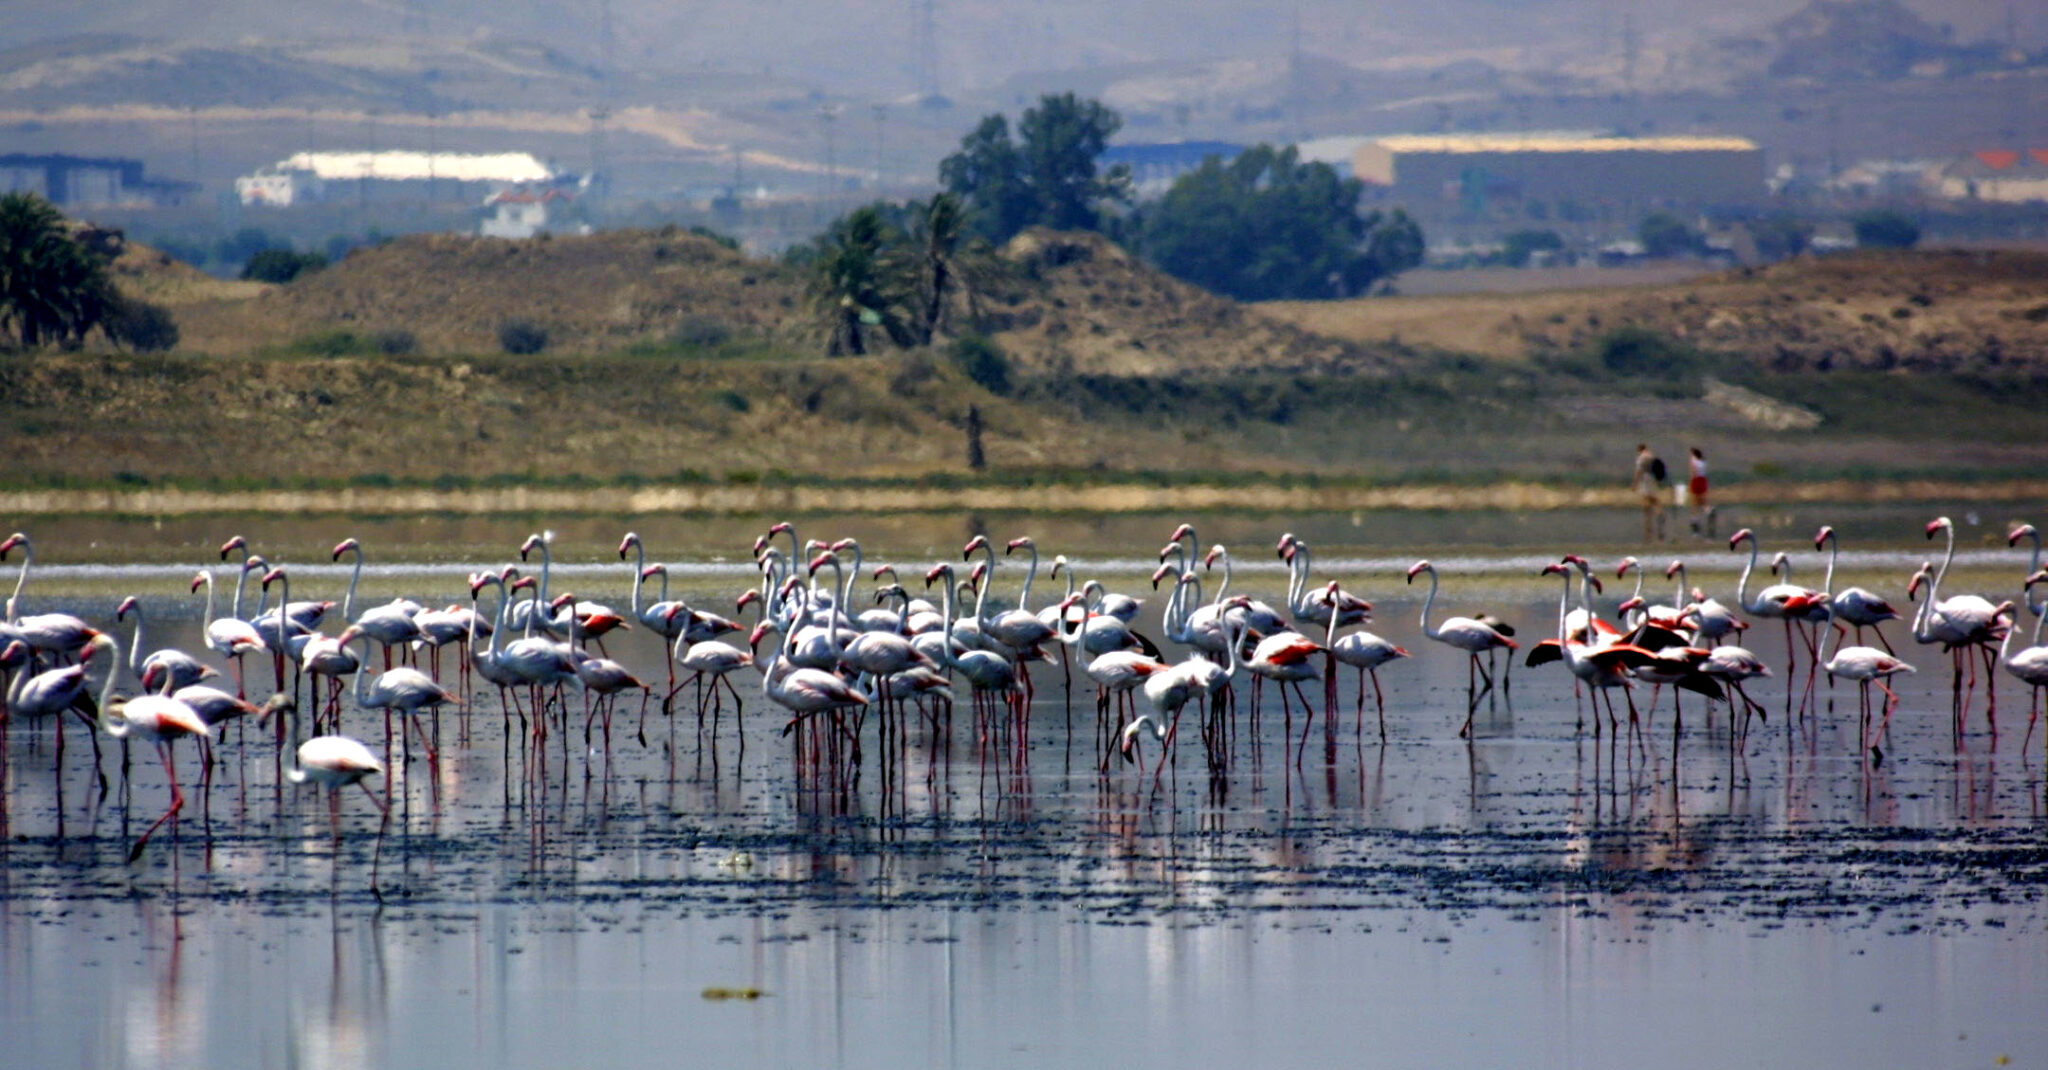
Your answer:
[819,105,841,199]
[872,104,888,189]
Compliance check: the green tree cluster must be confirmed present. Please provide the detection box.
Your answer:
[241,248,329,283]
[1134,144,1424,300]
[1851,209,1920,249]
[1502,229,1565,267]
[939,93,1132,244]
[0,192,176,351]
[1638,212,1706,258]
[802,194,999,356]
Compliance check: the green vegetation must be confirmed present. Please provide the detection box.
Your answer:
[807,205,915,356]
[1134,144,1425,300]
[497,319,550,355]
[240,247,329,283]
[100,295,180,352]
[1638,212,1705,258]
[1749,214,1815,261]
[1852,209,1921,249]
[940,93,1132,244]
[0,192,116,350]
[1501,229,1565,267]
[948,333,1011,395]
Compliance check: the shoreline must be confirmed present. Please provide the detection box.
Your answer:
[2,476,2044,517]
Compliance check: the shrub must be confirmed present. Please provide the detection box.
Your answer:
[1638,213,1704,258]
[101,296,179,352]
[1502,229,1564,267]
[498,319,549,355]
[370,328,416,355]
[949,332,1011,395]
[240,248,328,283]
[671,316,732,348]
[1852,209,1920,249]
[1594,326,1704,377]
[715,389,751,413]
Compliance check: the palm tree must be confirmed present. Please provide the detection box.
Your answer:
[0,193,113,350]
[809,205,914,356]
[906,193,998,345]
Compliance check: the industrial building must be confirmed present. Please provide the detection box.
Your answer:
[1351,134,1766,226]
[0,154,193,207]
[236,151,566,207]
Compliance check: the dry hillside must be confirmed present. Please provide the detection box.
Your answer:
[1261,250,2048,373]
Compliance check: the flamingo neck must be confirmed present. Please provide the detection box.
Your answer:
[125,603,145,676]
[6,536,30,620]
[1016,546,1038,612]
[340,545,364,621]
[1821,534,1838,598]
[199,571,218,626]
[626,539,647,618]
[1736,538,1762,613]
[1417,566,1441,640]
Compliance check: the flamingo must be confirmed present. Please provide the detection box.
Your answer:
[2011,525,2045,619]
[1526,563,1658,734]
[1665,560,1745,645]
[1814,526,1900,652]
[1231,595,1323,759]
[1278,535,1371,627]
[1811,597,1918,762]
[921,564,1021,730]
[0,532,98,661]
[1914,517,2007,713]
[1699,645,1773,740]
[412,602,485,689]
[1730,528,1822,715]
[259,696,390,900]
[4,634,114,789]
[333,537,422,670]
[2001,570,2048,746]
[1203,545,1290,637]
[193,569,266,697]
[100,688,213,861]
[340,625,458,767]
[117,596,216,693]
[467,570,530,733]
[1321,581,1408,742]
[1616,557,1690,631]
[666,604,755,740]
[1406,560,1518,736]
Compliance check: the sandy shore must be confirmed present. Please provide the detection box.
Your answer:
[3,477,2043,516]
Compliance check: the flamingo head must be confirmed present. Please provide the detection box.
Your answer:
[1407,560,1431,583]
[777,575,804,598]
[736,589,762,611]
[1770,551,1789,574]
[1325,579,1342,598]
[1005,536,1033,554]
[1926,517,1951,539]
[1280,543,1296,564]
[923,564,950,588]
[969,561,988,586]
[1540,562,1568,577]
[139,661,162,692]
[0,640,26,667]
[1589,576,1605,595]
[873,563,897,581]
[962,534,989,559]
[873,584,904,605]
[1157,544,1180,563]
[116,595,138,620]
[661,603,686,623]
[806,552,835,576]
[242,555,268,574]
[767,521,793,537]
[330,537,359,561]
[1993,599,2017,622]
[639,564,665,581]
[2010,524,2038,547]
[2026,569,2048,589]
[335,624,364,647]
[1728,529,1755,549]
[189,571,208,594]
[1617,557,1638,579]
[1813,525,1835,550]
[0,533,23,558]
[549,593,576,611]
[216,534,245,560]
[499,565,520,582]
[1168,522,1194,544]
[511,576,537,592]
[1202,546,1223,569]
[78,633,110,663]
[750,534,769,559]
[1617,596,1644,614]
[746,622,770,650]
[259,566,286,589]
[1150,563,1174,589]
[1665,560,1684,579]
[1561,554,1590,572]
[1276,532,1298,556]
[518,534,542,560]
[831,538,858,553]
[467,573,487,596]
[1049,556,1066,579]
[617,533,639,558]
[1905,571,1924,601]
[255,693,296,725]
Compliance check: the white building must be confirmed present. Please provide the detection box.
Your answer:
[480,188,571,239]
[237,151,562,207]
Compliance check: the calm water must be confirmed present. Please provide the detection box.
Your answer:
[3,512,2045,1070]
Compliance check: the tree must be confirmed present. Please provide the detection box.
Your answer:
[1136,145,1424,300]
[101,295,179,352]
[939,94,1131,244]
[1502,228,1565,267]
[0,192,114,350]
[808,205,915,356]
[1852,209,1920,249]
[1750,214,1816,260]
[1639,212,1704,258]
[905,193,998,344]
[241,248,328,283]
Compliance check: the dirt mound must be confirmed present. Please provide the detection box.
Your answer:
[986,229,1369,377]
[175,227,814,355]
[1262,249,2048,374]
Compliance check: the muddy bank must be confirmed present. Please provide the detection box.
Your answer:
[3,477,2044,517]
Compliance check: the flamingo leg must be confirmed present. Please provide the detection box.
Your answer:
[127,742,185,863]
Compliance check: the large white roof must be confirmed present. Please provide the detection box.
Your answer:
[271,151,558,183]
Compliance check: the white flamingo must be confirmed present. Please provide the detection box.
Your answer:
[1407,560,1518,736]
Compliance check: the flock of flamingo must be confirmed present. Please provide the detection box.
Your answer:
[2,514,2046,892]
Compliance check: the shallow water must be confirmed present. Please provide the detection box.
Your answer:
[3,518,2046,1070]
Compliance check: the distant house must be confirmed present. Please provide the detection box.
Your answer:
[0,154,192,207]
[237,150,566,207]
[480,188,571,239]
[1351,133,1766,222]
[1937,149,2048,204]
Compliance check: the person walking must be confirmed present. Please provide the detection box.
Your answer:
[1632,443,1670,543]
[1686,446,1715,537]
